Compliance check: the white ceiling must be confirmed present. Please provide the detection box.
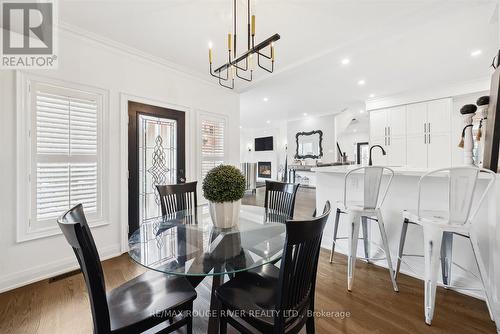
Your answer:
[60,1,499,128]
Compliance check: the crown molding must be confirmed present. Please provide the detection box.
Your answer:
[57,21,237,93]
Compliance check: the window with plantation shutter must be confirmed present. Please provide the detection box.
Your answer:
[32,82,102,228]
[200,115,226,179]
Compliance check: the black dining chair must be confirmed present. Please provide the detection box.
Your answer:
[215,201,331,334]
[156,181,197,217]
[264,180,300,223]
[58,204,197,334]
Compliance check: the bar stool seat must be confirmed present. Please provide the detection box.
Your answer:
[402,210,470,233]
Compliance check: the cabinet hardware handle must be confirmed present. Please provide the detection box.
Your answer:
[384,127,387,136]
[428,133,431,144]
[424,123,426,133]
[428,122,431,133]
[388,127,390,137]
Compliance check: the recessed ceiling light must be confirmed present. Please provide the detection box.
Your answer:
[263,97,269,102]
[353,129,357,133]
[266,120,271,124]
[303,113,308,116]
[471,49,482,57]
[358,79,366,86]
[239,125,242,129]
[359,110,365,114]
[369,93,375,98]
[341,58,350,65]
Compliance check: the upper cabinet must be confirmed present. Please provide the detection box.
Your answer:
[405,98,452,168]
[369,106,406,166]
[369,98,452,169]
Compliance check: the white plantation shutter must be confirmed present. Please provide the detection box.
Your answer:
[32,83,101,226]
[200,116,226,179]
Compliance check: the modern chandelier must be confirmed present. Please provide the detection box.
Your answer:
[208,0,280,89]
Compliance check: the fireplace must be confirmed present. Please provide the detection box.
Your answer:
[258,161,272,178]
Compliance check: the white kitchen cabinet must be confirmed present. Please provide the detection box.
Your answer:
[428,132,451,169]
[387,136,406,166]
[406,102,427,137]
[406,134,427,168]
[369,107,406,166]
[405,98,452,168]
[427,99,452,134]
[369,98,452,169]
[370,109,387,139]
[388,106,406,137]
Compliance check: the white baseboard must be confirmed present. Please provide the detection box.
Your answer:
[0,244,122,293]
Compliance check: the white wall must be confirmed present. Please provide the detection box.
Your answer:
[287,114,336,163]
[240,123,287,181]
[0,28,239,292]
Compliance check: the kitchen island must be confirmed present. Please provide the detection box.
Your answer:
[312,165,500,330]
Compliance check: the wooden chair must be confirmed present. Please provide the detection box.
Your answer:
[57,204,196,334]
[156,181,197,217]
[215,201,331,334]
[264,180,300,223]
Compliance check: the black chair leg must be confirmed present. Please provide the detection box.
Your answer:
[396,219,409,280]
[219,314,227,334]
[186,303,193,334]
[306,314,315,334]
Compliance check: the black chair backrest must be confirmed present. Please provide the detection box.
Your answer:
[156,181,198,217]
[58,204,111,333]
[275,201,331,331]
[264,180,300,222]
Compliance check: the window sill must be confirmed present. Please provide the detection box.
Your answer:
[16,218,110,243]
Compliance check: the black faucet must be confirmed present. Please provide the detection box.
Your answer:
[368,145,386,166]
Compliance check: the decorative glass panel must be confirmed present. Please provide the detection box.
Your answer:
[138,114,177,223]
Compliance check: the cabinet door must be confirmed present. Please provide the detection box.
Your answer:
[406,102,427,137]
[427,98,451,134]
[428,133,451,169]
[370,109,387,139]
[387,136,406,166]
[370,137,388,165]
[406,135,427,168]
[388,106,406,137]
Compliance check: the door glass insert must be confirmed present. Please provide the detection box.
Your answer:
[138,114,177,223]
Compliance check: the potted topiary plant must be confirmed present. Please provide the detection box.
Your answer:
[202,164,246,228]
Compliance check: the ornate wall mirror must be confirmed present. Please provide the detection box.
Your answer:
[295,130,323,159]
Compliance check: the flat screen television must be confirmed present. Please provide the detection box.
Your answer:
[255,136,274,151]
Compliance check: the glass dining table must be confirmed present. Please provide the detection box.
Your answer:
[128,204,288,334]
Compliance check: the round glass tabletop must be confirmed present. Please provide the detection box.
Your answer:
[128,205,288,277]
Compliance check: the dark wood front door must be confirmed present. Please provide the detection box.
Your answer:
[128,101,185,236]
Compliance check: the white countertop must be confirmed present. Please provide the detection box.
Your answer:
[311,165,499,178]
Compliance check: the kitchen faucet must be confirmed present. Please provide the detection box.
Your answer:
[368,145,386,166]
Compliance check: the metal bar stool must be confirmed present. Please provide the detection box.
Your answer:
[396,167,496,326]
[330,166,398,292]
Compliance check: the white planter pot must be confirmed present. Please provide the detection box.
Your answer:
[209,200,241,229]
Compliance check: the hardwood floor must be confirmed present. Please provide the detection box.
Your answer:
[0,187,496,333]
